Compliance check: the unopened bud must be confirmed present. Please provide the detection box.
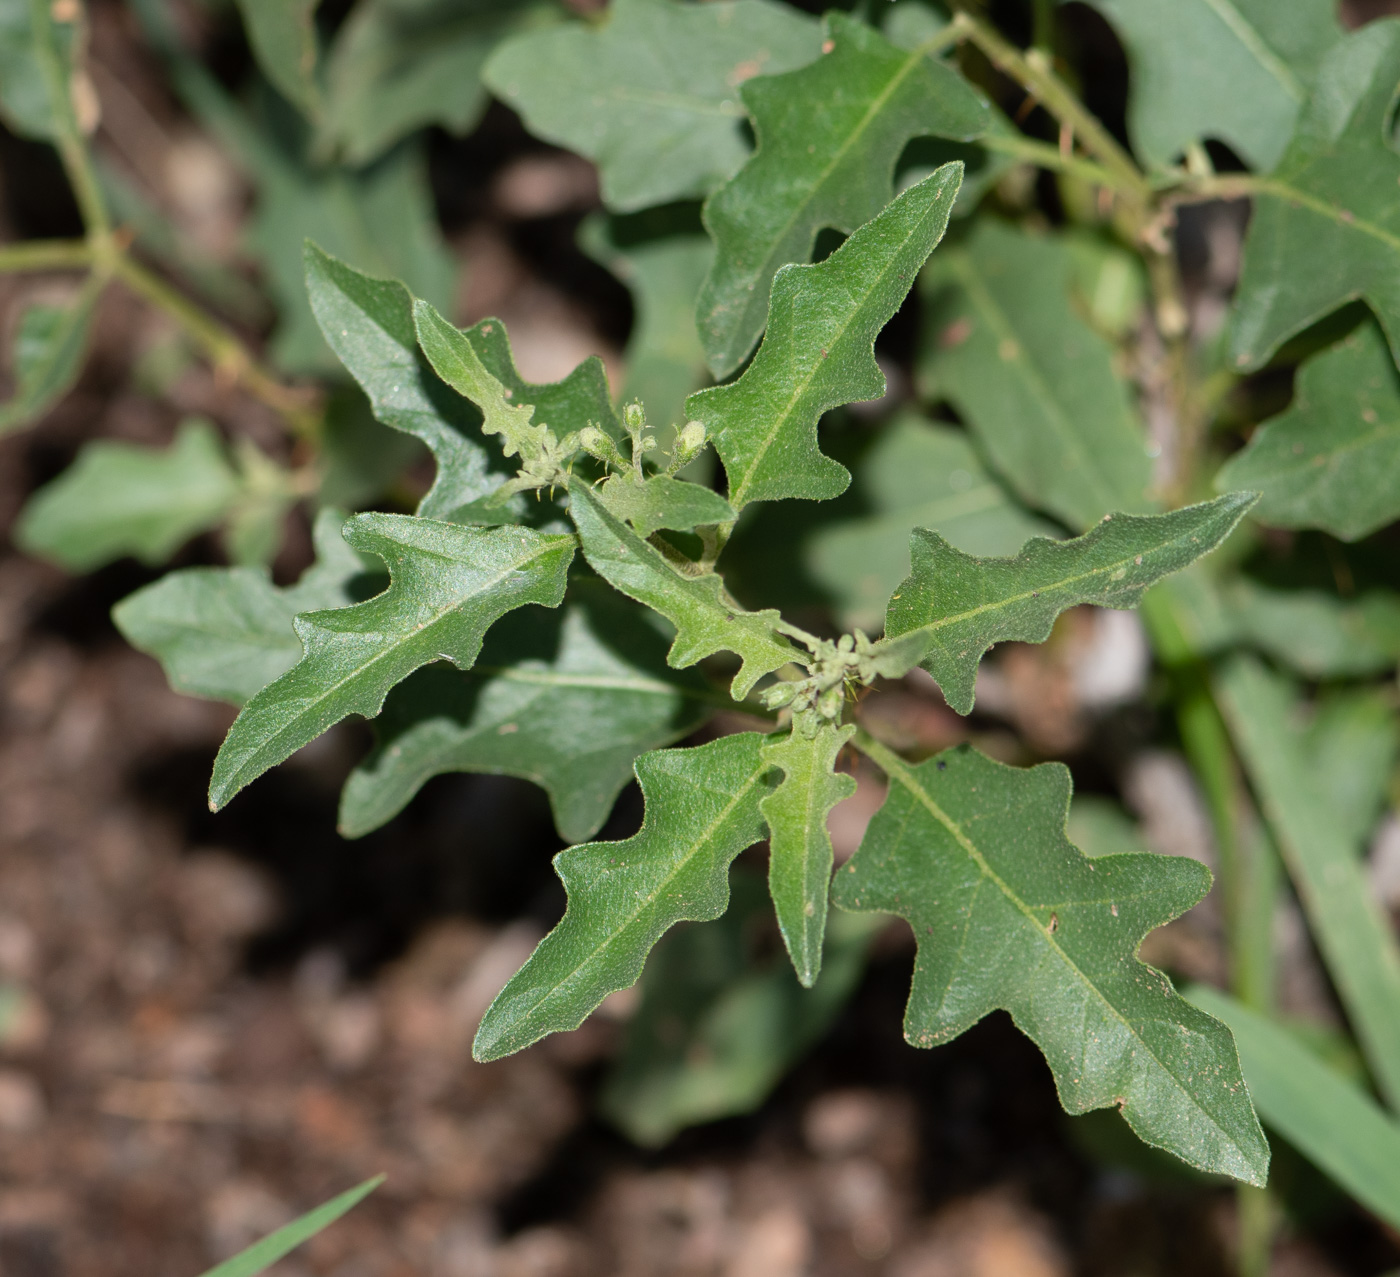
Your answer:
[760,682,798,710]
[623,402,646,434]
[678,420,706,453]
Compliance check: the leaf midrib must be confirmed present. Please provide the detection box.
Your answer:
[229,537,563,777]
[1198,0,1304,101]
[512,760,770,1030]
[729,172,950,506]
[1257,176,1400,253]
[893,524,1202,641]
[716,25,957,384]
[878,748,1247,1152]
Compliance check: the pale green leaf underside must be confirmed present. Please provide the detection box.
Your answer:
[883,493,1256,715]
[1077,0,1340,172]
[1217,320,1400,541]
[1188,985,1400,1233]
[319,0,556,166]
[234,0,321,120]
[17,418,240,572]
[919,219,1154,531]
[338,586,712,844]
[483,0,822,213]
[1222,579,1400,678]
[113,507,368,707]
[807,413,1057,632]
[697,11,989,377]
[688,163,963,510]
[231,136,451,373]
[567,478,795,699]
[0,0,75,141]
[760,722,856,987]
[209,516,574,809]
[0,286,99,435]
[833,743,1269,1185]
[473,732,774,1061]
[1229,21,1400,372]
[601,874,877,1146]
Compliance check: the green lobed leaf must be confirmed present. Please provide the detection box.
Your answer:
[807,412,1058,632]
[1214,655,1400,1111]
[473,731,774,1061]
[918,220,1155,531]
[833,740,1270,1185]
[1188,986,1400,1232]
[338,584,713,844]
[760,722,856,987]
[1228,21,1400,372]
[412,300,548,466]
[16,418,242,573]
[483,0,822,214]
[234,0,321,120]
[595,473,735,539]
[579,210,714,442]
[197,1175,384,1277]
[113,507,370,707]
[1074,0,1341,172]
[688,163,964,510]
[319,0,560,167]
[306,242,493,518]
[1217,320,1400,541]
[0,0,75,141]
[600,872,877,1146]
[0,284,100,435]
[882,493,1255,715]
[567,478,795,699]
[208,517,575,809]
[696,12,988,377]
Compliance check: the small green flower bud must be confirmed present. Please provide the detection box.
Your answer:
[623,402,646,434]
[760,681,798,710]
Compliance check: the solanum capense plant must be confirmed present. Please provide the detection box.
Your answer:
[13,2,1400,1268]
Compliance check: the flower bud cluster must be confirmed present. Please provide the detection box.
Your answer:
[759,630,883,735]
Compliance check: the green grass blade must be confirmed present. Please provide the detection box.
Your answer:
[1188,986,1400,1231]
[1215,654,1400,1111]
[196,1174,384,1277]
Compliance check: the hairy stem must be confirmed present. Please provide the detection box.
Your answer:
[112,255,321,437]
[952,5,1151,203]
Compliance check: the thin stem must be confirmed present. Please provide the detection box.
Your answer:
[112,255,320,436]
[952,5,1151,203]
[0,239,93,272]
[850,726,905,779]
[30,0,111,244]
[976,132,1128,193]
[774,619,826,651]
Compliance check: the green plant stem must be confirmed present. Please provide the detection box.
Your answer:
[30,0,111,244]
[115,255,318,436]
[0,238,94,272]
[952,5,1151,204]
[976,132,1125,192]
